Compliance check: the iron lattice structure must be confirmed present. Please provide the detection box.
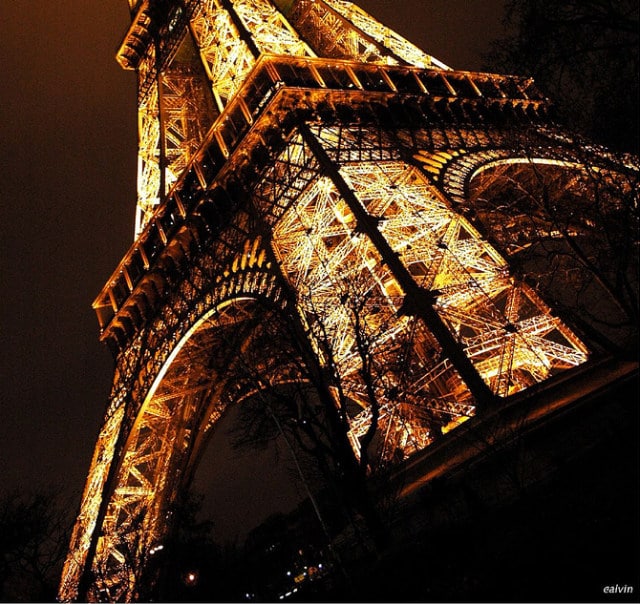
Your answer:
[60,0,638,601]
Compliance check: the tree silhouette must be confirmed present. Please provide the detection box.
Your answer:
[467,153,639,357]
[0,490,71,602]
[486,0,639,153]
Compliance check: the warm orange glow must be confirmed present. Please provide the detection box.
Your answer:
[58,1,613,602]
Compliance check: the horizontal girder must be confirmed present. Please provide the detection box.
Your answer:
[94,54,549,347]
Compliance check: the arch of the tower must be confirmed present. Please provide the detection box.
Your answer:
[435,149,639,353]
[62,235,292,602]
[86,293,317,602]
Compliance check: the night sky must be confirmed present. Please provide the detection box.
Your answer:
[0,0,506,538]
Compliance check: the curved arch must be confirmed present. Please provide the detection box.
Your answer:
[465,159,638,353]
[468,157,584,185]
[108,235,283,426]
[438,145,635,207]
[89,294,309,601]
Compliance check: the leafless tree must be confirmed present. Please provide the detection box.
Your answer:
[0,490,72,602]
[486,0,639,153]
[467,153,639,357]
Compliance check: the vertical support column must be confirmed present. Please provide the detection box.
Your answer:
[74,406,133,603]
[298,122,497,411]
[157,70,168,205]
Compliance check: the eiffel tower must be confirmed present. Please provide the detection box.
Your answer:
[59,1,638,601]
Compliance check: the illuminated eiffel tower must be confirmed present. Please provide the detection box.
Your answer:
[59,1,637,601]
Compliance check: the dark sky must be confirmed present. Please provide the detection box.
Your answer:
[0,0,505,535]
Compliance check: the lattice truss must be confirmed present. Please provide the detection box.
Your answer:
[284,0,440,67]
[59,406,126,602]
[258,125,588,462]
[78,317,216,599]
[191,0,314,109]
[134,0,314,236]
[136,43,217,233]
[135,51,161,235]
[81,296,310,602]
[134,0,444,236]
[320,0,441,67]
[162,42,216,184]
